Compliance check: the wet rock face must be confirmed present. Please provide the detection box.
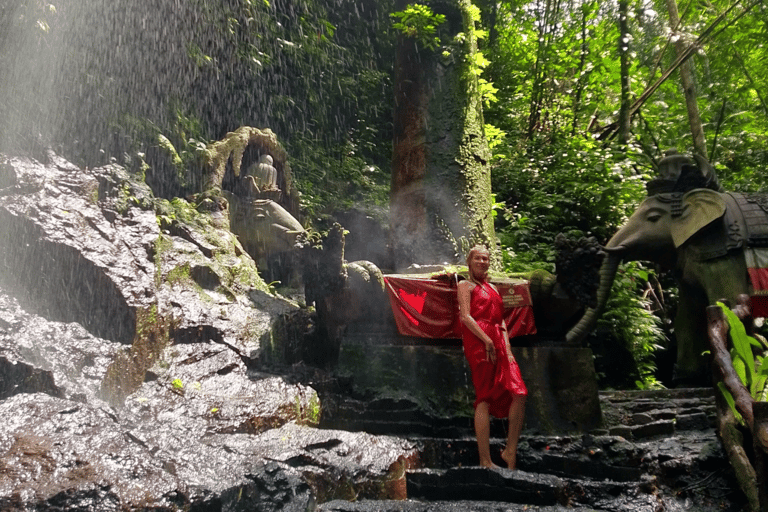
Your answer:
[0,157,151,344]
[0,292,118,403]
[0,393,185,510]
[0,152,746,511]
[0,153,416,510]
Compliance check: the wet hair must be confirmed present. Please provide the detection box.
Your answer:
[466,245,490,283]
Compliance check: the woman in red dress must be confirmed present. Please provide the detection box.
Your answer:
[458,245,527,469]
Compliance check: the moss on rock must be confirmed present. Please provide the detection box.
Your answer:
[100,303,172,407]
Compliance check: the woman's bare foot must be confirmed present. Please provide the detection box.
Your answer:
[479,459,500,469]
[500,448,516,469]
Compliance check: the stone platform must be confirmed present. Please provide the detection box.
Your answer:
[334,326,602,435]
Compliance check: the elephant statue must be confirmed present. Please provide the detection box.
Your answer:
[567,150,768,384]
[223,192,305,276]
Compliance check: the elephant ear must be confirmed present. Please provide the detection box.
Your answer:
[671,189,727,248]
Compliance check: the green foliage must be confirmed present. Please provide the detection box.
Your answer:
[483,123,505,149]
[600,262,665,390]
[481,0,768,389]
[716,302,768,419]
[494,137,647,269]
[492,138,662,389]
[287,134,390,222]
[157,135,183,169]
[109,105,210,196]
[166,263,193,287]
[481,0,768,172]
[390,4,445,50]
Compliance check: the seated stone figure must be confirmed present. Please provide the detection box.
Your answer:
[244,154,278,193]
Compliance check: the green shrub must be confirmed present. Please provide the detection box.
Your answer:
[599,262,665,389]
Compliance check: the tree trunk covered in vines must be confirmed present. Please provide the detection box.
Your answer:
[390,0,495,270]
[617,0,631,146]
[666,0,707,158]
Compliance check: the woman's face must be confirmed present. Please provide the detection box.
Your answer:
[469,251,490,278]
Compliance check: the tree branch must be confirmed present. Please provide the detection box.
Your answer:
[598,0,762,141]
[707,305,755,429]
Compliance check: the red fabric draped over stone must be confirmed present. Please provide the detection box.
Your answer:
[745,248,768,317]
[383,275,537,340]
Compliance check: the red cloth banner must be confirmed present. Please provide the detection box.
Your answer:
[383,275,537,340]
[748,268,768,317]
[745,248,768,317]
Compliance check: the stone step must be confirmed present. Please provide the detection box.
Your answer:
[314,389,735,512]
[598,388,718,439]
[410,436,643,482]
[400,433,726,510]
[406,467,572,506]
[405,466,649,509]
[318,499,596,512]
[320,388,718,441]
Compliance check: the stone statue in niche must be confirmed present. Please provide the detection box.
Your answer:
[242,154,278,194]
[204,127,303,284]
[205,127,299,211]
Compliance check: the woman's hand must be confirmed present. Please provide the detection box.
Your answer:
[485,340,497,363]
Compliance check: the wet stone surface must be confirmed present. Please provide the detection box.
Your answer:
[0,154,417,510]
[0,292,119,404]
[0,154,749,511]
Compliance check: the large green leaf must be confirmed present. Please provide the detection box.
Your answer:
[717,381,744,425]
[719,302,756,387]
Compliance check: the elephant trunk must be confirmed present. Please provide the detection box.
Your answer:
[565,250,623,345]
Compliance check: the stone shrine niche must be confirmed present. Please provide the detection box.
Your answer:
[205,127,305,284]
[217,127,300,220]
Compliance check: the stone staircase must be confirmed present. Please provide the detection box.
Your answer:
[316,388,745,512]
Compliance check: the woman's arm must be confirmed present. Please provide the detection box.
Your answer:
[458,280,496,363]
[500,320,515,360]
[491,284,514,359]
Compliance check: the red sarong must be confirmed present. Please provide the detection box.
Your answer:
[461,281,527,417]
